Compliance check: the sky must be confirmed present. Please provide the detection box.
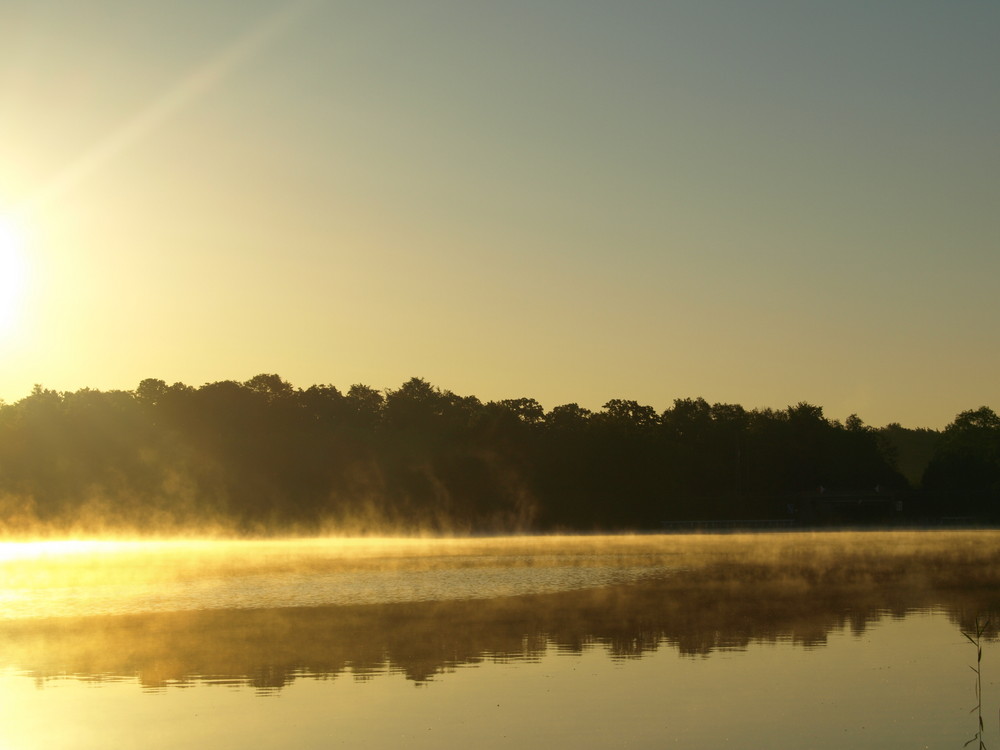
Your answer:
[0,0,996,428]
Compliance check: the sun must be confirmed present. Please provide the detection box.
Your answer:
[0,215,28,338]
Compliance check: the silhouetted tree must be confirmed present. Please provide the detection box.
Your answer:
[0,376,990,533]
[923,408,1000,517]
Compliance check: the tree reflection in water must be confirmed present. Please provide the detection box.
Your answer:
[1,531,998,691]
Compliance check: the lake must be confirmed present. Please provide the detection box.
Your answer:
[0,531,997,749]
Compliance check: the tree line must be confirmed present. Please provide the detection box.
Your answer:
[0,374,996,534]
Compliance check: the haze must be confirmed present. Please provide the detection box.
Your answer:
[1,1,996,428]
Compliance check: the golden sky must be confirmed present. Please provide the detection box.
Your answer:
[0,1,996,428]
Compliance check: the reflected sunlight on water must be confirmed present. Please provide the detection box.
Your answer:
[1,530,999,620]
[0,608,995,750]
[0,535,689,619]
[0,531,998,749]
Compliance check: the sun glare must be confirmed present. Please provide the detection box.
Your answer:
[0,539,133,562]
[0,215,28,338]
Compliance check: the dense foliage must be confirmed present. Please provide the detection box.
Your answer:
[0,375,995,534]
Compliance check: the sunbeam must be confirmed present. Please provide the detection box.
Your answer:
[20,0,319,215]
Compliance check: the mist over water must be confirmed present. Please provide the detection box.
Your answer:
[1,531,998,749]
[2,531,998,661]
[0,536,682,620]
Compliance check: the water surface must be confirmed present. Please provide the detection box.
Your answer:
[0,532,997,749]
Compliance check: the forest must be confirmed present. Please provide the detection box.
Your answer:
[0,374,996,535]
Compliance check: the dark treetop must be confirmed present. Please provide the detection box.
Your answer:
[0,375,995,534]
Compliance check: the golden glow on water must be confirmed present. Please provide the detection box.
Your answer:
[0,531,998,748]
[0,539,143,562]
[1,529,998,622]
[1,529,998,581]
[0,611,994,750]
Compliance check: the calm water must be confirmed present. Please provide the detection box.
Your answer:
[0,532,997,749]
